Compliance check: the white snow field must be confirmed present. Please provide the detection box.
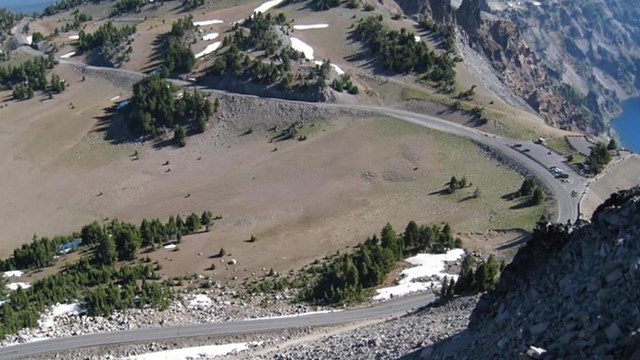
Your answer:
[59,51,76,59]
[195,41,222,59]
[293,24,329,30]
[202,32,219,41]
[3,270,23,278]
[127,342,257,360]
[187,294,213,309]
[373,248,465,300]
[38,303,83,329]
[253,0,284,14]
[6,282,31,291]
[314,60,345,75]
[290,37,314,60]
[193,19,224,27]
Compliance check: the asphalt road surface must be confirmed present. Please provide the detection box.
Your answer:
[0,294,434,359]
[3,41,587,359]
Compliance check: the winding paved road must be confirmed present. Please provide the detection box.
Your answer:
[0,294,433,359]
[1,44,587,359]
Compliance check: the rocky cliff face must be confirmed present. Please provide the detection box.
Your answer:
[492,0,640,132]
[396,0,639,134]
[451,187,640,359]
[395,0,454,23]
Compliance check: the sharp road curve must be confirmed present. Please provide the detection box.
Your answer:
[3,44,585,359]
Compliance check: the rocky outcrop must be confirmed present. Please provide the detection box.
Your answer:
[431,186,640,359]
[394,0,453,23]
[455,0,481,34]
[495,0,640,132]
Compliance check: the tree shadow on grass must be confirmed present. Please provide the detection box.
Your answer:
[141,33,167,74]
[428,188,450,196]
[510,199,535,210]
[92,105,138,145]
[495,232,531,250]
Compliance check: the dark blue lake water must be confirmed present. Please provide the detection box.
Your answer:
[0,0,56,14]
[612,97,640,154]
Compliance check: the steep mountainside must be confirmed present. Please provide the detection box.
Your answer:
[426,187,640,359]
[397,0,640,134]
[498,0,640,132]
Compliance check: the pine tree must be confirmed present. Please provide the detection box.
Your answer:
[174,125,186,147]
[201,211,212,231]
[531,187,544,205]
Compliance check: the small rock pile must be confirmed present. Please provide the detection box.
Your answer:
[251,296,479,360]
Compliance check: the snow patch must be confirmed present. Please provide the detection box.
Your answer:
[202,32,219,41]
[187,294,212,309]
[3,270,23,278]
[373,248,465,301]
[314,60,344,75]
[6,282,31,291]
[195,41,222,59]
[164,244,177,250]
[59,51,76,59]
[126,342,256,360]
[193,19,224,27]
[26,35,33,45]
[290,37,314,60]
[253,0,284,14]
[38,303,83,329]
[293,24,329,30]
[414,35,421,42]
[110,95,121,102]
[68,35,79,40]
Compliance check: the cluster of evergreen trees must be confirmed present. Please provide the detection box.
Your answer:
[0,56,59,100]
[302,221,461,304]
[0,209,220,338]
[86,212,213,266]
[587,142,612,174]
[162,18,196,76]
[110,0,144,17]
[59,11,92,33]
[0,9,20,36]
[330,74,359,94]
[0,258,169,338]
[77,22,136,64]
[241,12,288,54]
[0,234,76,271]
[211,13,327,91]
[440,254,503,299]
[355,16,456,87]
[42,0,84,16]
[517,178,544,206]
[123,75,213,137]
[419,18,455,52]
